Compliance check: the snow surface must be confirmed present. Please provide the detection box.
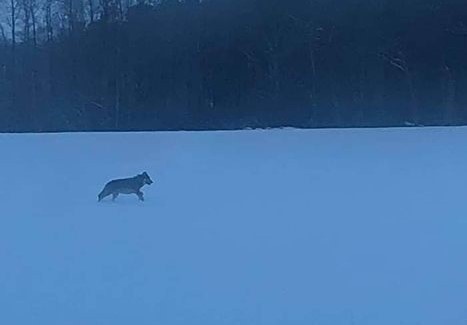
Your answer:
[0,127,466,325]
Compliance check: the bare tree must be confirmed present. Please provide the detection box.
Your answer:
[60,0,84,35]
[6,0,19,50]
[86,0,94,23]
[44,0,54,42]
[99,0,120,23]
[0,22,7,44]
[66,0,73,35]
[19,0,40,46]
[24,0,39,46]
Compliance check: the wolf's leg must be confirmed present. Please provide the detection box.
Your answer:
[112,193,119,201]
[98,189,110,202]
[136,191,144,201]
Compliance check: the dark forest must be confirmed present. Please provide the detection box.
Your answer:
[0,0,466,132]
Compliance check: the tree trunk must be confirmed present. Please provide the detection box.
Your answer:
[10,0,16,51]
[30,1,37,47]
[88,0,94,23]
[69,0,74,36]
[22,0,31,44]
[443,64,456,125]
[45,0,53,42]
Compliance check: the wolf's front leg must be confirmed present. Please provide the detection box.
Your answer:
[112,193,119,201]
[136,191,144,201]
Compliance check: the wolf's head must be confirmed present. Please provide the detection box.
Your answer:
[140,172,153,185]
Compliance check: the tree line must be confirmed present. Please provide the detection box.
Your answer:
[0,0,466,132]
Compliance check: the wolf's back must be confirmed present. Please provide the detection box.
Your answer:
[98,176,145,201]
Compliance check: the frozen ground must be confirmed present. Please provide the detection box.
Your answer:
[0,127,466,325]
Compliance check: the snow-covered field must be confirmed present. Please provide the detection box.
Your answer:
[1,127,466,325]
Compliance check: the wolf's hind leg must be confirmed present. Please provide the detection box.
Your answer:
[98,187,111,202]
[112,193,119,201]
[98,191,107,202]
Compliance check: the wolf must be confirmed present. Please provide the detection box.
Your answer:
[98,172,154,202]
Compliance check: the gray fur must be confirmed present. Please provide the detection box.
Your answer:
[98,172,153,202]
